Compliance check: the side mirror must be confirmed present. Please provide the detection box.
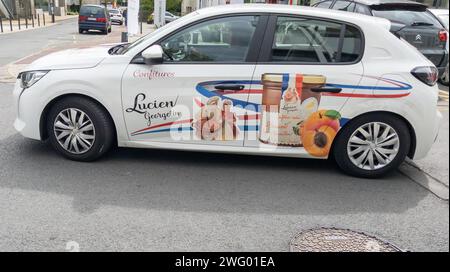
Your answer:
[142,45,164,65]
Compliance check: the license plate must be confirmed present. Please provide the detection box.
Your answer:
[87,17,96,21]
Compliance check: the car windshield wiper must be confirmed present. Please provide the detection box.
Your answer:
[410,21,434,27]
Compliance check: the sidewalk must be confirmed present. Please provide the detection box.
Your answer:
[0,12,78,35]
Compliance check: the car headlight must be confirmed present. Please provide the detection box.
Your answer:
[18,70,49,89]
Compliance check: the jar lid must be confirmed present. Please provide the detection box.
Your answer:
[262,74,284,82]
[303,75,326,84]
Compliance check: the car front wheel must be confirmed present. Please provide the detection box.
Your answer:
[46,96,115,161]
[333,113,410,178]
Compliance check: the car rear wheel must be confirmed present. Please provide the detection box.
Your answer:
[333,113,410,178]
[78,28,84,34]
[46,96,115,161]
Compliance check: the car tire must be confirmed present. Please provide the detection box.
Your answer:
[78,28,84,34]
[439,65,449,86]
[333,113,410,178]
[46,96,115,162]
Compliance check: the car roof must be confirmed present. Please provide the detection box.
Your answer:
[196,4,389,25]
[329,0,427,7]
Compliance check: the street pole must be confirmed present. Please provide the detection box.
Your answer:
[139,1,142,34]
[51,0,55,23]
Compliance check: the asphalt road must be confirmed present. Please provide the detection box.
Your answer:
[1,18,87,66]
[0,19,448,252]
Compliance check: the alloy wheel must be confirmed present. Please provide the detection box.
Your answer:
[53,108,96,154]
[347,122,400,171]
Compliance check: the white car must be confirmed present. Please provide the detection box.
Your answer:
[108,8,124,25]
[13,4,442,178]
[429,8,449,86]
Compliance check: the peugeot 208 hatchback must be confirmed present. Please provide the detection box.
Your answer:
[14,5,442,178]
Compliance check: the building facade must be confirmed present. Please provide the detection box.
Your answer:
[0,0,35,18]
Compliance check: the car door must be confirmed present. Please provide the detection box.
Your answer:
[121,14,267,147]
[244,15,365,158]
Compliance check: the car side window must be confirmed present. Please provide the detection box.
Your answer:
[160,16,260,62]
[315,0,333,9]
[332,1,356,12]
[270,17,363,63]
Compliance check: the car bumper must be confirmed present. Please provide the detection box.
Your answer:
[111,18,123,23]
[413,108,443,160]
[13,80,42,140]
[79,22,108,30]
[423,50,448,77]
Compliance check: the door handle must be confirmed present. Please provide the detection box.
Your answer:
[214,84,245,91]
[310,87,342,93]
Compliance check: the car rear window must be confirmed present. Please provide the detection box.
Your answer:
[109,9,120,14]
[271,17,363,63]
[371,6,442,28]
[80,6,104,17]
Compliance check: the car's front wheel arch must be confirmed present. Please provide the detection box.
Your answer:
[40,94,117,145]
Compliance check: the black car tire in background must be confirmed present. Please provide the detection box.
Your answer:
[440,64,449,86]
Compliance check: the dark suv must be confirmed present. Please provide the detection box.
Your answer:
[78,5,112,34]
[313,0,449,76]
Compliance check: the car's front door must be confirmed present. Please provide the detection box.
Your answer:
[244,15,365,158]
[122,15,266,147]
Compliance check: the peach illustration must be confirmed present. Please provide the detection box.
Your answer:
[300,109,342,157]
[302,125,337,157]
[301,110,341,134]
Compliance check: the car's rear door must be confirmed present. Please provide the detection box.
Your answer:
[244,15,365,158]
[121,14,267,147]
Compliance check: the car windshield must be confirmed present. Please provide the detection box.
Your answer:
[372,8,442,28]
[80,6,104,16]
[118,12,198,54]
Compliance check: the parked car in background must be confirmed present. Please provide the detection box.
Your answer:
[108,8,124,25]
[148,11,180,24]
[14,5,442,178]
[429,8,449,86]
[313,0,448,79]
[164,11,180,23]
[78,4,112,34]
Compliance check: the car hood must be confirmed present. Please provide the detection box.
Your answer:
[24,45,112,71]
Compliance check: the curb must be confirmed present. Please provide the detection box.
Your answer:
[398,162,449,201]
